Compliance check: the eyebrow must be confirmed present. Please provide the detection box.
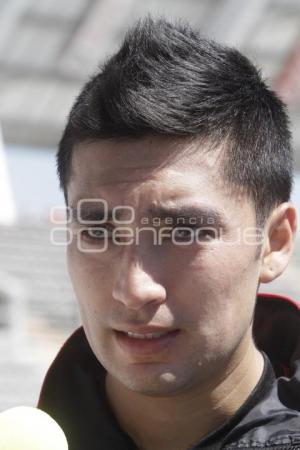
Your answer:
[148,205,228,227]
[70,206,113,224]
[70,202,228,228]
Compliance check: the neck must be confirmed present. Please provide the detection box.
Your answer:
[106,338,264,450]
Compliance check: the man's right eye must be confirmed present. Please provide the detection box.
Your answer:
[80,226,113,242]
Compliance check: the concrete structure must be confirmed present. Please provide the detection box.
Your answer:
[0,127,16,225]
[0,223,79,410]
[0,0,299,167]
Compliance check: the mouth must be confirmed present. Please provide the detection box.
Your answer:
[121,330,172,339]
[113,328,180,354]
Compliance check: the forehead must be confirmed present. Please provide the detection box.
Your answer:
[69,136,223,194]
[67,136,255,226]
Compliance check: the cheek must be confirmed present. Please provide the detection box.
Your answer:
[171,245,259,331]
[67,245,112,314]
[187,243,259,292]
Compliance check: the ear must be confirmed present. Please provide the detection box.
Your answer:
[259,202,297,284]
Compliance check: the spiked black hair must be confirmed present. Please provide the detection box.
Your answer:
[57,16,293,224]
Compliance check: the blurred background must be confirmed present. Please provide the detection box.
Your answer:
[0,0,299,410]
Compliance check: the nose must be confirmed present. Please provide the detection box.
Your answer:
[112,247,166,310]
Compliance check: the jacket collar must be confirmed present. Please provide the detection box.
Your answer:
[38,293,300,450]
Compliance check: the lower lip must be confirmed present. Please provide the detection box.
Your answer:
[114,330,180,355]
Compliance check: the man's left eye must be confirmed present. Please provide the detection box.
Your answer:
[173,228,193,240]
[172,227,216,241]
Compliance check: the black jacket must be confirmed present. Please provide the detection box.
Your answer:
[38,293,300,450]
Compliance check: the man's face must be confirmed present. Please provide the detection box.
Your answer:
[67,136,263,396]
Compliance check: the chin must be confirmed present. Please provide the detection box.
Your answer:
[112,365,200,397]
[121,379,183,397]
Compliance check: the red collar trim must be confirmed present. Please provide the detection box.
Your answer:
[258,292,300,310]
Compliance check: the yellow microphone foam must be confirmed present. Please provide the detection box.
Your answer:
[0,406,68,450]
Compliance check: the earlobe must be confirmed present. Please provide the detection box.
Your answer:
[259,264,276,284]
[258,203,297,284]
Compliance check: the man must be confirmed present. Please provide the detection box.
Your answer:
[38,17,300,450]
